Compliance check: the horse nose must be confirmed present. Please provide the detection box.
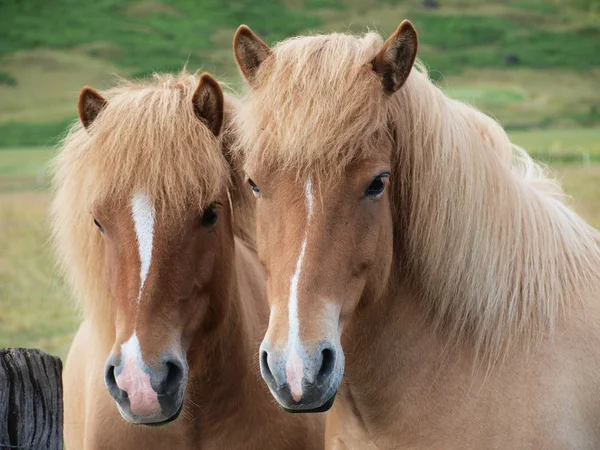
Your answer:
[159,359,185,395]
[260,347,285,387]
[104,352,188,424]
[260,341,340,412]
[315,346,336,385]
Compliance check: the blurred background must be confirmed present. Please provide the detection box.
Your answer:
[1,0,599,359]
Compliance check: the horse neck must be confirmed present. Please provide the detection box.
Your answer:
[385,70,600,356]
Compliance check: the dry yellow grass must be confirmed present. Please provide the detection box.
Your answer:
[0,191,77,359]
[554,165,600,229]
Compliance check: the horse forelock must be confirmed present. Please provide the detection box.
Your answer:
[233,32,392,180]
[59,72,231,216]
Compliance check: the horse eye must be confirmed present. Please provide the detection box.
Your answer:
[247,178,260,197]
[200,205,218,228]
[365,173,389,199]
[93,218,104,233]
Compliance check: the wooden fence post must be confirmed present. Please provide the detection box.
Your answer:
[0,349,63,450]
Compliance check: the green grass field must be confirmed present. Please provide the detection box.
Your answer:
[1,0,599,146]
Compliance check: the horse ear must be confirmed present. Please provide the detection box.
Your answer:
[192,73,224,137]
[233,25,272,86]
[78,87,107,129]
[372,20,418,94]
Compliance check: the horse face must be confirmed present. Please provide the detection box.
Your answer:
[73,73,229,426]
[233,21,417,413]
[246,155,394,412]
[94,191,233,425]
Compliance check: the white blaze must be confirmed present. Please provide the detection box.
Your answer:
[288,179,313,351]
[120,332,142,364]
[131,192,155,303]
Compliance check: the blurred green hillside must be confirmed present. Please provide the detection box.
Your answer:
[0,0,599,147]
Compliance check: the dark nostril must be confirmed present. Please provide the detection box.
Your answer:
[163,361,184,395]
[104,363,127,399]
[105,364,116,387]
[317,348,336,385]
[260,350,274,383]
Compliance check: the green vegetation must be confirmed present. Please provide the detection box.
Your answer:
[511,128,600,164]
[0,120,74,148]
[1,0,600,147]
[0,0,319,75]
[0,72,17,86]
[0,190,75,358]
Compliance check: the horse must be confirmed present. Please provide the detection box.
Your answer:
[52,71,325,449]
[231,22,600,449]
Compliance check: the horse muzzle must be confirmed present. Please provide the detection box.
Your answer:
[259,340,344,413]
[104,350,188,425]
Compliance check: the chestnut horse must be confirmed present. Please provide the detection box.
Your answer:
[232,22,600,449]
[52,72,325,449]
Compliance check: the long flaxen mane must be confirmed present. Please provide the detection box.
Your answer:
[234,32,600,357]
[52,71,254,331]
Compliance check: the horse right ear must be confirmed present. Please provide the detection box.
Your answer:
[78,87,107,129]
[233,25,272,87]
[372,20,418,94]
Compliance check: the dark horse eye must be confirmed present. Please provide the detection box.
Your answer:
[365,173,389,199]
[200,205,219,227]
[247,178,260,197]
[93,218,104,233]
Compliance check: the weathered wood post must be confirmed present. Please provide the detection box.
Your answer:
[0,349,63,450]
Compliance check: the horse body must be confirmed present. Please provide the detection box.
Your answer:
[232,23,600,449]
[327,286,600,449]
[54,72,324,449]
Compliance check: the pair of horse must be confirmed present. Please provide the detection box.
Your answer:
[54,21,600,449]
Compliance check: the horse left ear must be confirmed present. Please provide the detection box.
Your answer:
[192,73,224,137]
[372,20,418,94]
[78,87,107,129]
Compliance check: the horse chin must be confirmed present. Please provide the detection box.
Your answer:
[117,402,183,427]
[142,403,183,427]
[281,390,338,414]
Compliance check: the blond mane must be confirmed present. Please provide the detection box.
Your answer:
[234,32,600,357]
[52,71,254,329]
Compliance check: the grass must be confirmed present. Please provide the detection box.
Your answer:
[0,72,17,86]
[0,0,321,76]
[509,128,600,164]
[1,133,598,360]
[1,0,600,147]
[0,147,55,192]
[441,68,600,130]
[0,50,125,124]
[556,166,600,228]
[0,190,76,359]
